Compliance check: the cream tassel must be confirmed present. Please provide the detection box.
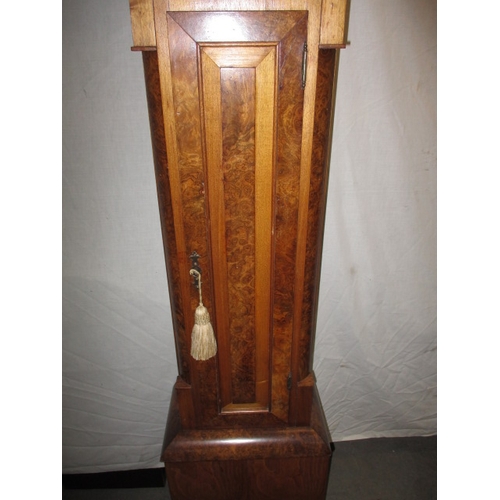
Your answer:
[189,269,217,361]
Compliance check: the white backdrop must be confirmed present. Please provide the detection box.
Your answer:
[62,0,436,473]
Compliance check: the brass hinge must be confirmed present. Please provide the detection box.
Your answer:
[301,42,308,89]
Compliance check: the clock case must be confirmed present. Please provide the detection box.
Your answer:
[129,2,348,498]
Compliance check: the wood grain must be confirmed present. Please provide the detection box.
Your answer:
[202,43,276,413]
[320,0,349,47]
[162,9,317,423]
[164,426,330,462]
[130,0,349,48]
[168,10,306,43]
[142,0,344,430]
[300,49,338,386]
[221,67,257,405]
[167,14,228,427]
[166,0,312,13]
[287,0,323,426]
[253,49,275,409]
[271,13,308,423]
[142,51,191,382]
[162,387,332,500]
[199,47,238,417]
[166,456,331,500]
[129,0,155,48]
[134,2,347,497]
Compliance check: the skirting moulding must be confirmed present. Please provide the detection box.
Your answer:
[128,1,350,499]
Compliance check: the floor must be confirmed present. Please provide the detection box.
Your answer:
[328,436,436,499]
[62,436,436,500]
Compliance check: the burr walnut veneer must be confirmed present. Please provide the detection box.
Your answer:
[129,1,348,498]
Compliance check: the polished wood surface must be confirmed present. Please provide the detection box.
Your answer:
[163,381,331,462]
[154,7,318,427]
[139,0,346,431]
[201,43,276,411]
[129,0,155,48]
[320,0,349,47]
[130,0,350,50]
[297,49,339,415]
[166,456,331,500]
[131,1,349,498]
[142,50,189,381]
[162,383,332,500]
[166,0,323,13]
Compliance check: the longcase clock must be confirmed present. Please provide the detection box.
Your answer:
[128,1,349,499]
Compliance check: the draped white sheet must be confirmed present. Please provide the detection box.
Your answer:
[62,0,436,473]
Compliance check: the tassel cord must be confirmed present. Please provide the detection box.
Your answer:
[190,269,204,306]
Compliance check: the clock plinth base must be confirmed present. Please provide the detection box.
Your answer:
[161,386,333,500]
